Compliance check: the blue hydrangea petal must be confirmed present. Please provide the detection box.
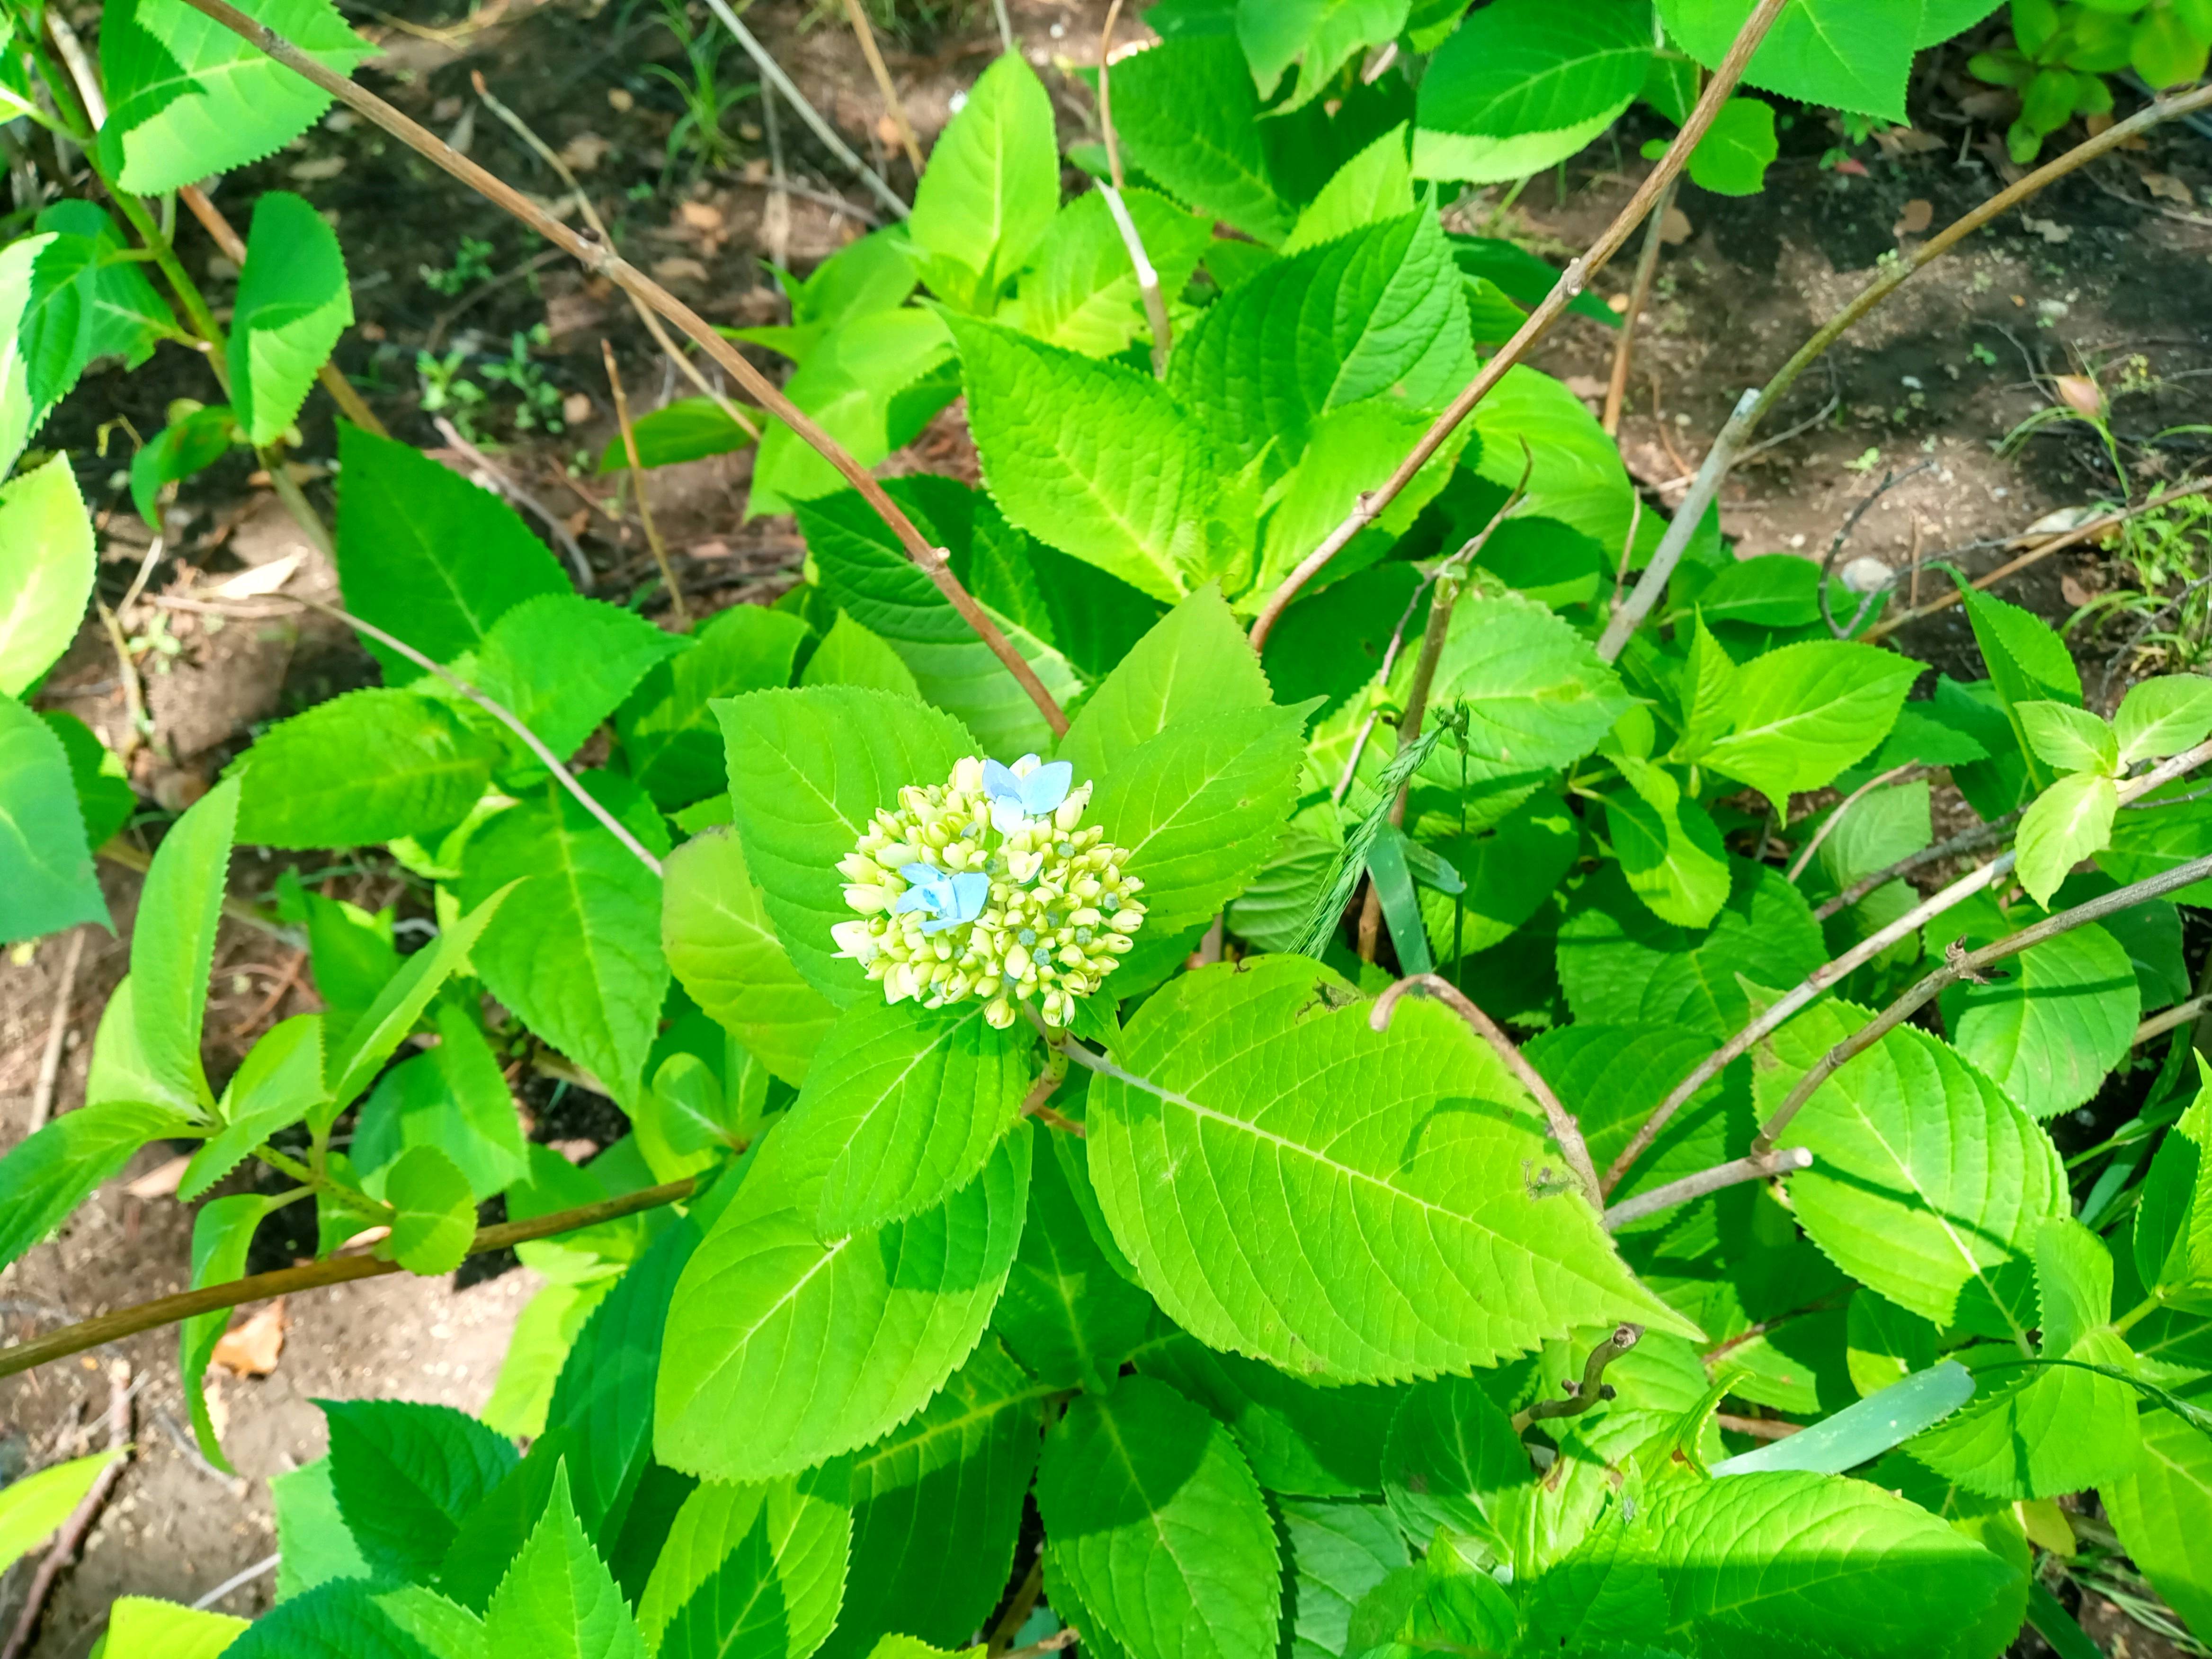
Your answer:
[947,872,990,922]
[981,759,1020,798]
[901,861,945,885]
[1020,761,1073,814]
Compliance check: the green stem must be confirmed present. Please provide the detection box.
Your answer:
[258,1142,388,1216]
[2112,1292,2162,1337]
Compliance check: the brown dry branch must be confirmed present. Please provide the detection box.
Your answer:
[1602,1147,1814,1230]
[601,339,690,625]
[1245,0,1793,651]
[0,1183,697,1382]
[1602,80,2212,660]
[174,0,1064,735]
[27,927,89,1133]
[1602,174,1678,437]
[842,0,922,171]
[1605,732,2212,1192]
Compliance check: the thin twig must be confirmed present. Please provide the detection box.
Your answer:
[1371,974,1603,1208]
[431,416,592,590]
[1787,765,1923,883]
[28,928,90,1134]
[470,71,763,443]
[1092,2,1167,376]
[173,0,1062,734]
[92,598,147,766]
[1820,463,1933,638]
[1243,0,1794,652]
[192,1552,280,1612]
[1604,81,2212,662]
[1098,0,1129,191]
[2135,993,2212,1048]
[1864,476,2212,643]
[0,1366,130,1659]
[842,0,922,171]
[1513,1324,1641,1433]
[0,1181,696,1382]
[175,184,388,438]
[1003,1632,1078,1659]
[988,1557,1044,1655]
[600,340,689,626]
[1605,732,2212,1192]
[989,0,1014,54]
[1019,1050,1083,1137]
[1603,1147,1813,1230]
[1758,850,2212,1151]
[1601,174,1677,438]
[696,0,908,219]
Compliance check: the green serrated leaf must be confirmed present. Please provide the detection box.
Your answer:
[1036,1375,1282,1659]
[228,190,351,444]
[353,1005,527,1201]
[1107,36,1292,243]
[179,1193,279,1473]
[334,423,570,678]
[1381,1376,1528,1554]
[1089,957,1690,1382]
[320,1397,519,1584]
[1660,0,1920,120]
[819,1340,1047,1659]
[1700,641,1921,811]
[1936,919,2136,1120]
[910,52,1059,307]
[0,454,95,696]
[322,882,509,1110]
[182,1012,327,1200]
[103,1597,249,1657]
[233,687,504,848]
[618,605,809,810]
[2104,1403,2212,1637]
[484,1464,649,1659]
[637,1461,851,1659]
[654,1122,1030,1483]
[132,776,239,1110]
[221,1577,488,1659]
[2135,1087,2212,1310]
[382,1143,478,1275]
[2115,673,2212,766]
[1004,187,1213,356]
[1414,0,1655,181]
[98,0,374,192]
[2016,699,2117,776]
[992,1119,1156,1388]
[0,696,109,944]
[2014,770,2118,907]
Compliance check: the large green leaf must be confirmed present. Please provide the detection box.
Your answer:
[1605,756,1731,929]
[1937,921,2137,1121]
[1416,589,1632,777]
[222,1578,488,1659]
[818,1341,1047,1659]
[1380,1376,1528,1554]
[98,0,373,190]
[323,884,509,1108]
[1755,1000,2066,1341]
[1088,956,1688,1382]
[1090,700,1307,936]
[2013,771,2118,908]
[382,1143,479,1275]
[1415,0,1655,182]
[455,776,668,1108]
[749,309,956,515]
[0,238,37,479]
[1527,1022,1736,1234]
[233,688,504,848]
[1701,642,1921,811]
[637,1462,851,1659]
[774,998,1032,1237]
[483,1465,649,1659]
[321,1398,519,1584]
[0,1451,119,1575]
[796,479,1085,758]
[1003,188,1214,357]
[334,423,569,677]
[1529,1468,2025,1659]
[0,454,95,695]
[352,1007,527,1203]
[227,189,351,444]
[1057,587,1272,785]
[909,52,1058,309]
[1135,1332,1402,1498]
[1280,1499,1407,1659]
[1906,1222,2140,1499]
[0,695,108,943]
[102,1598,248,1657]
[180,1192,279,1472]
[1555,861,1827,1039]
[993,1119,1157,1388]
[714,686,974,1003]
[1168,212,1474,466]
[18,202,171,412]
[133,776,239,1111]
[2105,1404,2212,1636]
[456,594,689,776]
[950,315,1231,605]
[1036,1375,1281,1659]
[1659,0,1921,120]
[1107,36,1292,244]
[2137,1089,2212,1310]
[1466,368,1640,552]
[619,607,809,810]
[181,1013,327,1201]
[661,828,838,1087]
[655,1124,1031,1483]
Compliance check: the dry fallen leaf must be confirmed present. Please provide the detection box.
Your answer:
[548,1138,600,1164]
[1562,374,1608,401]
[678,200,725,232]
[125,1154,192,1200]
[212,1300,287,1378]
[559,133,612,174]
[287,155,347,182]
[562,391,594,426]
[205,551,305,600]
[607,87,634,113]
[2019,214,2072,244]
[2060,572,2095,608]
[1893,198,1933,235]
[2141,170,2194,205]
[2053,375,2105,418]
[652,256,711,284]
[1659,206,1693,244]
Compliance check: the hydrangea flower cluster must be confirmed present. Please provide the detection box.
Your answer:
[830,754,1147,1028]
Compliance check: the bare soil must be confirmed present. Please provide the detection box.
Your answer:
[3,1,2210,1651]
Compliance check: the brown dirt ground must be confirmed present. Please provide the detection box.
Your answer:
[4,0,2211,1652]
